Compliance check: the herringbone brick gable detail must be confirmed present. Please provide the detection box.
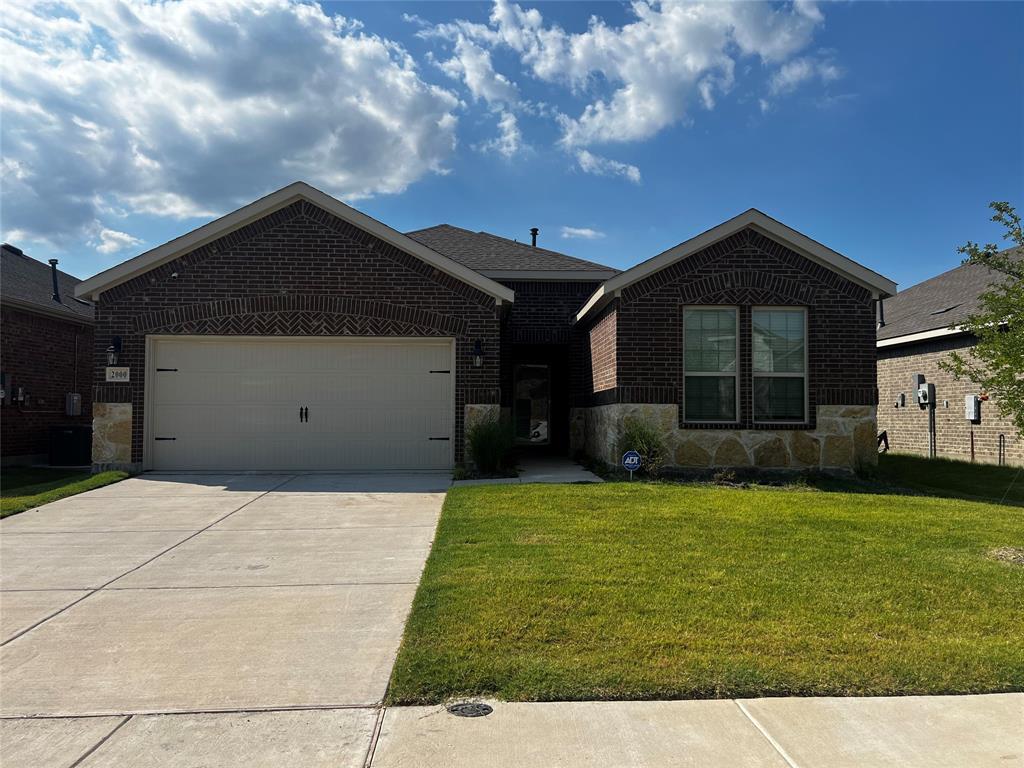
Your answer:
[134,294,467,335]
[153,312,446,338]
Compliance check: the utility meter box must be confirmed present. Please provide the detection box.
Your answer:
[65,392,82,417]
[965,394,981,422]
[917,382,935,407]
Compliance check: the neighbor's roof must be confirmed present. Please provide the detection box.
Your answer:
[406,224,617,280]
[1,244,94,323]
[75,182,514,304]
[877,246,1021,347]
[576,208,898,323]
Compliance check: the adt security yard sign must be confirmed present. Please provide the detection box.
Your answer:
[622,450,642,480]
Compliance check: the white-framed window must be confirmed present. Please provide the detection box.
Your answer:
[752,307,808,423]
[683,306,739,422]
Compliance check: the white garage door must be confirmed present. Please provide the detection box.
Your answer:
[148,337,453,471]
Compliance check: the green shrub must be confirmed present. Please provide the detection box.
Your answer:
[617,415,667,478]
[467,414,514,475]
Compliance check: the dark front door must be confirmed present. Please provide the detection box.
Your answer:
[508,345,570,454]
[514,364,551,445]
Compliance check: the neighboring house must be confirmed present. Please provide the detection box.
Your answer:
[1,243,94,466]
[75,182,895,474]
[877,249,1022,466]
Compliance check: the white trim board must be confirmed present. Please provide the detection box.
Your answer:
[76,182,515,304]
[576,209,897,323]
[876,326,967,347]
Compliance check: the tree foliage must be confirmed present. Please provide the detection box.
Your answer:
[939,202,1024,436]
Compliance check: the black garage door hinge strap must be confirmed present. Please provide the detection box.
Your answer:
[154,437,177,441]
[156,368,178,372]
[428,437,450,441]
[429,370,451,374]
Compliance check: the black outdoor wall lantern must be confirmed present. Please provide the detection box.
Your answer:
[472,340,484,368]
[106,335,122,366]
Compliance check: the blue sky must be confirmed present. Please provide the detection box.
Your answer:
[2,1,1021,292]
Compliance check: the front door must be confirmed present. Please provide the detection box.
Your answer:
[513,363,550,445]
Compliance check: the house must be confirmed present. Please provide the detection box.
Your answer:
[75,182,895,474]
[877,250,1022,466]
[1,243,94,466]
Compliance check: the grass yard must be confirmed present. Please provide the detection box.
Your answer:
[878,453,1024,505]
[388,482,1024,704]
[1,467,128,518]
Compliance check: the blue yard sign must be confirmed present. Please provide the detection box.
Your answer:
[622,450,641,479]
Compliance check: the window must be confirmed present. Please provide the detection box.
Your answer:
[752,308,807,422]
[683,307,738,422]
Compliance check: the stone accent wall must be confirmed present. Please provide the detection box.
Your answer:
[0,307,93,464]
[581,403,877,473]
[92,200,502,467]
[92,402,134,471]
[878,335,1022,466]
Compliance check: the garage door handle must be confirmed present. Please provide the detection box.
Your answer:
[299,406,309,423]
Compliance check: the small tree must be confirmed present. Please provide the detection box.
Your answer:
[938,202,1024,436]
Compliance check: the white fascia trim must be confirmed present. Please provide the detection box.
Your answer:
[75,181,515,304]
[876,326,967,347]
[576,209,897,323]
[480,269,618,281]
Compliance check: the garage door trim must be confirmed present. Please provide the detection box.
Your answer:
[142,334,457,471]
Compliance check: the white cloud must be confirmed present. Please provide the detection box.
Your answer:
[422,0,832,152]
[0,0,460,250]
[91,225,143,255]
[575,150,641,184]
[437,35,519,106]
[476,111,523,159]
[768,55,842,96]
[560,226,605,240]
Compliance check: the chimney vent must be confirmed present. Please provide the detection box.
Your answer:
[48,259,61,303]
[530,227,539,247]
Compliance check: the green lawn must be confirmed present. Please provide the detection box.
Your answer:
[878,453,1024,505]
[388,482,1024,704]
[1,467,128,518]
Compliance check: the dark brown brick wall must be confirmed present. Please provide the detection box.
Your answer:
[496,280,601,409]
[581,227,878,426]
[1,307,93,460]
[878,335,1022,465]
[92,200,501,465]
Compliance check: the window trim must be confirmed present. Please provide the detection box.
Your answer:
[751,306,809,425]
[682,305,740,424]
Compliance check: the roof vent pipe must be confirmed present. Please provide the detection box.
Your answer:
[877,297,885,328]
[48,259,61,303]
[530,227,539,247]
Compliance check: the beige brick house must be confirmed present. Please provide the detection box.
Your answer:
[876,249,1022,467]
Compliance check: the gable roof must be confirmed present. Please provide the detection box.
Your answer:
[405,224,617,280]
[576,208,897,323]
[75,182,514,304]
[877,246,1021,347]
[1,244,94,323]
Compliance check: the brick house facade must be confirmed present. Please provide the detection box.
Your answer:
[76,185,893,474]
[1,244,94,465]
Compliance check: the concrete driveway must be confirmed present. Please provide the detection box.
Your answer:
[0,472,448,767]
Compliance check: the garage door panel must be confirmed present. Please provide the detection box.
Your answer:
[150,338,453,471]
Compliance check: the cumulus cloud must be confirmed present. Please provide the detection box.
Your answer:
[476,111,523,159]
[575,150,641,184]
[417,0,835,177]
[560,226,605,240]
[91,225,144,255]
[0,0,460,250]
[768,54,842,96]
[437,35,519,106]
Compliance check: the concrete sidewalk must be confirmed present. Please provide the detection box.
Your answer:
[369,695,1023,768]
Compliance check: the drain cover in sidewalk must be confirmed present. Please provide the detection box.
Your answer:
[447,702,493,718]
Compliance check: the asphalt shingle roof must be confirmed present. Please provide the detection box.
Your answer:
[1,244,94,322]
[878,247,1021,341]
[405,224,617,275]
